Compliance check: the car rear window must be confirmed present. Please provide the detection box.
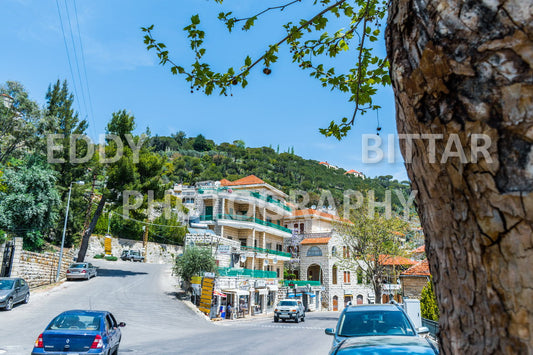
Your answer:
[338,310,415,337]
[279,301,297,306]
[69,264,87,268]
[47,314,101,330]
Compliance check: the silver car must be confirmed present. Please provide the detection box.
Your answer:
[0,277,30,311]
[66,262,97,280]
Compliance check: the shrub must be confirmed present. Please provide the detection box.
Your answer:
[93,254,104,259]
[104,255,118,261]
[420,279,439,321]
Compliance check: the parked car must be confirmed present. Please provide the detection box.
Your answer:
[32,310,126,355]
[120,250,144,262]
[66,263,97,280]
[0,277,30,311]
[274,299,305,323]
[325,304,438,354]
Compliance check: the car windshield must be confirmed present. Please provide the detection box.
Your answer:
[47,314,101,330]
[69,264,87,269]
[338,310,416,337]
[279,301,297,306]
[0,280,14,290]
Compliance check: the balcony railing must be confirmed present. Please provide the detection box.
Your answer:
[199,215,213,221]
[216,214,292,234]
[241,246,291,258]
[218,267,277,278]
[283,280,321,287]
[197,187,292,212]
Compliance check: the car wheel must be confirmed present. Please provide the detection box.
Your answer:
[274,317,279,323]
[301,315,305,322]
[5,298,13,311]
[281,319,286,323]
[24,293,30,304]
[295,316,299,324]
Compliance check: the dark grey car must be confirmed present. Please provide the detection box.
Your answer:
[0,277,30,311]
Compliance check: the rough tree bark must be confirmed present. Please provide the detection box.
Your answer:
[77,195,106,262]
[386,0,532,353]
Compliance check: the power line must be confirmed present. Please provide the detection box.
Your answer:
[63,0,89,123]
[55,0,83,119]
[73,0,97,139]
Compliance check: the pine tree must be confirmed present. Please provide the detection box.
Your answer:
[420,279,439,321]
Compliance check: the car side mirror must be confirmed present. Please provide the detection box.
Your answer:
[417,326,429,335]
[325,328,335,336]
[118,322,126,327]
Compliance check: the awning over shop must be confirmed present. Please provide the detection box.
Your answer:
[213,290,227,297]
[287,293,302,297]
[304,292,316,297]
[222,289,249,296]
[256,288,268,295]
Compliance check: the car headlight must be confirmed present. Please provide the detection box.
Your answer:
[0,294,7,301]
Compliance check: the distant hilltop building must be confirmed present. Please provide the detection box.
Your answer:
[344,169,365,179]
[318,161,339,170]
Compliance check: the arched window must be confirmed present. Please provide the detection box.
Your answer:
[307,246,323,257]
[331,246,337,256]
[332,265,338,284]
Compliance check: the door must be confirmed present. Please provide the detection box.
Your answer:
[1,241,14,277]
[333,296,338,311]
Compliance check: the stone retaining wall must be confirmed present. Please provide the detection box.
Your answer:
[3,237,77,288]
[87,235,182,264]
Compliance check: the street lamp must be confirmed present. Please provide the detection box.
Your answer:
[56,181,84,282]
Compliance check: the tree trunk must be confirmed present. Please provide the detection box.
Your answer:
[77,195,106,262]
[386,0,532,353]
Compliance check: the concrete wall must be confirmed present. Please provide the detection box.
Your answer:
[5,237,77,288]
[86,235,183,264]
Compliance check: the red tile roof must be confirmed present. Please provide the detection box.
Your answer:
[293,208,338,220]
[379,255,416,266]
[412,245,425,253]
[401,259,430,276]
[345,169,362,174]
[301,237,331,245]
[220,175,265,186]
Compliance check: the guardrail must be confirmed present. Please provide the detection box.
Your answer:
[421,318,439,339]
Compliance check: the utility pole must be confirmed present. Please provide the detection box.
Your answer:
[142,222,149,262]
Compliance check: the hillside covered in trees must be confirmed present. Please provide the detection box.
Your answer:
[149,133,411,213]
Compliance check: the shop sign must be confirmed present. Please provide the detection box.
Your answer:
[217,245,231,255]
[255,280,266,288]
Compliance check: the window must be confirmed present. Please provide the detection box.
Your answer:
[299,223,304,233]
[344,271,351,283]
[357,268,363,284]
[332,265,338,285]
[266,243,272,249]
[254,239,258,247]
[343,246,350,258]
[276,244,282,252]
[239,239,247,247]
[307,246,322,257]
[331,246,337,256]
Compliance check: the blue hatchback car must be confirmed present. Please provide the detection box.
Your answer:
[32,310,125,355]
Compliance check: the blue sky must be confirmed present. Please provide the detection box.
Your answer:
[0,0,408,181]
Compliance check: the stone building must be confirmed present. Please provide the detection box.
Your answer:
[400,259,431,299]
[283,208,374,311]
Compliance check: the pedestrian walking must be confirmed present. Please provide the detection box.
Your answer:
[226,303,232,319]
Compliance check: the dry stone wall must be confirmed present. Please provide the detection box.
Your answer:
[87,235,182,264]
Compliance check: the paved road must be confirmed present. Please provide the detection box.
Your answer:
[0,259,339,354]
